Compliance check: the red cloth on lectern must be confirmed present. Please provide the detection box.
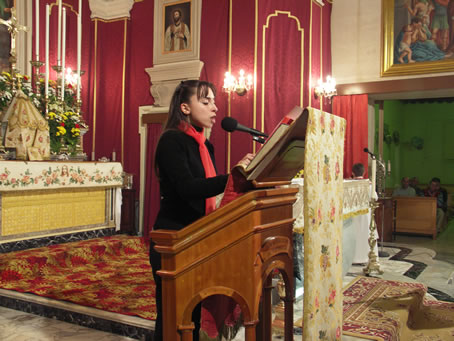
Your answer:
[220,167,253,207]
[200,168,252,339]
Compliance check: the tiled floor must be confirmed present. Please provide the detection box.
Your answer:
[1,224,454,341]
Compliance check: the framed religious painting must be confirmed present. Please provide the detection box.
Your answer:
[153,0,201,65]
[381,0,454,77]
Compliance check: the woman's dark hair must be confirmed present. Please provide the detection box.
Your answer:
[163,80,216,132]
[154,80,216,176]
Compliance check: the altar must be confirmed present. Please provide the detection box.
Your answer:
[0,161,123,250]
[292,178,372,280]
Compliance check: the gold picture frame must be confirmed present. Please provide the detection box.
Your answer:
[153,0,201,65]
[381,0,454,77]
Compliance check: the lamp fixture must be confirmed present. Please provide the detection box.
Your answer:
[223,69,253,96]
[314,76,337,100]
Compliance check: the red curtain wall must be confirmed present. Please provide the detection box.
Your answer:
[201,0,332,172]
[143,124,162,241]
[332,94,369,179]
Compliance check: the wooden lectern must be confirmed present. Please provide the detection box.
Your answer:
[150,107,308,341]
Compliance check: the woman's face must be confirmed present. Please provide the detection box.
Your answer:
[182,88,218,129]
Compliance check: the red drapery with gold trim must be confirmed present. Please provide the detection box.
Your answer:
[332,94,369,179]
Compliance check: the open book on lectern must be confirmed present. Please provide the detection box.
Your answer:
[234,106,309,183]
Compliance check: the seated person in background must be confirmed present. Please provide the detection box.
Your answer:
[352,163,365,179]
[410,176,425,196]
[393,176,416,197]
[424,177,448,232]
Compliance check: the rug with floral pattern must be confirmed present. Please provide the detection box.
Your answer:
[0,235,156,320]
[343,276,454,341]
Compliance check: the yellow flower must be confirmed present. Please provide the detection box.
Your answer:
[48,112,56,120]
[1,71,11,79]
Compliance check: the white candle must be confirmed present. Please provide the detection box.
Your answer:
[387,160,391,173]
[371,159,376,198]
[92,151,95,161]
[57,0,62,66]
[61,8,66,101]
[35,0,39,61]
[45,4,49,97]
[112,151,116,162]
[77,0,82,101]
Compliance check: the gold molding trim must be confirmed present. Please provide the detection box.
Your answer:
[91,17,132,23]
[253,0,258,154]
[50,2,78,16]
[121,19,128,165]
[309,2,313,108]
[92,19,99,155]
[311,0,324,8]
[227,0,233,172]
[261,11,304,131]
[381,0,454,76]
[320,4,323,111]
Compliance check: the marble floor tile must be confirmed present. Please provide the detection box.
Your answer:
[0,306,136,341]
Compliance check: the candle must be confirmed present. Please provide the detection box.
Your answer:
[387,160,391,173]
[92,151,95,161]
[77,0,82,101]
[45,4,49,97]
[371,159,376,198]
[57,0,62,66]
[61,8,66,101]
[35,0,39,61]
[112,151,116,162]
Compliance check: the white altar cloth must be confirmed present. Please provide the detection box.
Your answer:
[0,161,123,191]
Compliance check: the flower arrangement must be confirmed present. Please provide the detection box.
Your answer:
[0,72,37,111]
[0,71,87,155]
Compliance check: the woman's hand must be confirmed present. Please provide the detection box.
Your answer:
[236,153,255,169]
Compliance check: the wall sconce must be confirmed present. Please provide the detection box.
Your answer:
[223,69,253,96]
[314,76,337,100]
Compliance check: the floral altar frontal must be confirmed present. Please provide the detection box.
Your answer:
[0,161,123,244]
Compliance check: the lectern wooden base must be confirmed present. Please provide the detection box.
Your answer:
[150,186,297,341]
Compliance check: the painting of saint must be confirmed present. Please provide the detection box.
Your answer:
[163,1,191,53]
[0,0,13,72]
[393,0,454,64]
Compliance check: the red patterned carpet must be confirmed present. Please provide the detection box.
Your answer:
[0,235,156,320]
[343,276,454,340]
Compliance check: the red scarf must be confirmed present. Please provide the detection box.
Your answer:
[179,122,217,214]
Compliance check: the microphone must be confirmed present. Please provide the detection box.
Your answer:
[363,148,376,158]
[221,117,268,138]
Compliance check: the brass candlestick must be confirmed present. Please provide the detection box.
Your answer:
[30,60,44,97]
[363,199,384,276]
[51,65,63,99]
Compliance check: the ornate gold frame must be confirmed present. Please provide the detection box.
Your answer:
[381,0,454,77]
